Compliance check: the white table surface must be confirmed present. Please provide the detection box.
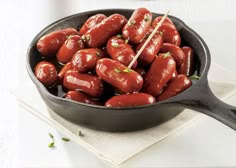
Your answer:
[1,0,236,167]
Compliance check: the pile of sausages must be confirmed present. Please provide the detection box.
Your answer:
[34,8,194,107]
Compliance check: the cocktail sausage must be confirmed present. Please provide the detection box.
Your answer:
[96,58,143,93]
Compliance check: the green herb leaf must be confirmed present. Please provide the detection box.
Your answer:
[96,51,101,57]
[128,20,136,26]
[67,35,73,39]
[162,52,171,58]
[48,133,55,148]
[144,14,150,22]
[189,74,200,80]
[125,39,129,44]
[62,137,70,142]
[77,39,83,44]
[48,133,54,139]
[123,68,133,73]
[78,131,84,137]
[116,34,123,38]
[131,20,136,24]
[85,34,90,41]
[48,141,55,148]
[81,35,86,42]
[111,42,119,47]
[159,31,163,36]
[114,68,121,73]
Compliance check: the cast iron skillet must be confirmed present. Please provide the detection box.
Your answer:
[26,9,236,132]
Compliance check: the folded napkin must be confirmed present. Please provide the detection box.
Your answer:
[14,63,236,165]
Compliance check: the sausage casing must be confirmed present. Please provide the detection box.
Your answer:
[160,43,186,67]
[58,62,73,82]
[122,8,152,44]
[178,46,195,76]
[56,35,85,64]
[136,32,163,66]
[37,28,78,57]
[96,58,143,93]
[72,48,105,72]
[34,61,57,86]
[157,74,192,101]
[63,70,104,97]
[105,93,156,107]
[142,53,176,96]
[84,14,127,48]
[106,36,137,69]
[152,20,181,46]
[64,90,102,105]
[152,16,175,29]
[79,14,107,35]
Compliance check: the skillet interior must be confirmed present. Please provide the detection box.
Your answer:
[26,9,210,132]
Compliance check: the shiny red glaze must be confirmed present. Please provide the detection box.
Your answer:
[144,26,154,38]
[152,22,181,46]
[171,70,178,80]
[160,43,186,67]
[37,28,79,57]
[64,90,102,105]
[142,53,176,96]
[136,32,163,65]
[79,14,107,35]
[56,35,85,64]
[34,61,57,86]
[72,48,105,73]
[105,93,156,107]
[96,58,143,93]
[178,46,195,76]
[58,62,73,82]
[152,16,175,29]
[135,67,146,76]
[84,14,127,48]
[122,8,152,44]
[157,74,192,101]
[106,36,137,69]
[63,70,104,97]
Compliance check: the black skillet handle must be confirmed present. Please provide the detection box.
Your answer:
[180,81,236,131]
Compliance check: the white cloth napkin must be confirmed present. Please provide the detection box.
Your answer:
[14,63,236,165]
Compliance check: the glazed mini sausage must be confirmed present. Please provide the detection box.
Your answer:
[57,62,73,82]
[178,46,195,76]
[105,93,156,107]
[96,58,143,93]
[37,28,79,57]
[56,35,85,64]
[34,61,57,86]
[84,14,127,48]
[72,48,106,73]
[122,8,152,44]
[64,90,102,105]
[79,14,107,35]
[157,74,192,101]
[106,36,137,69]
[152,20,181,46]
[160,43,186,67]
[136,32,163,66]
[152,16,175,29]
[142,52,176,96]
[63,70,104,97]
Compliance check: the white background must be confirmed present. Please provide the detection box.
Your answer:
[1,0,236,167]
